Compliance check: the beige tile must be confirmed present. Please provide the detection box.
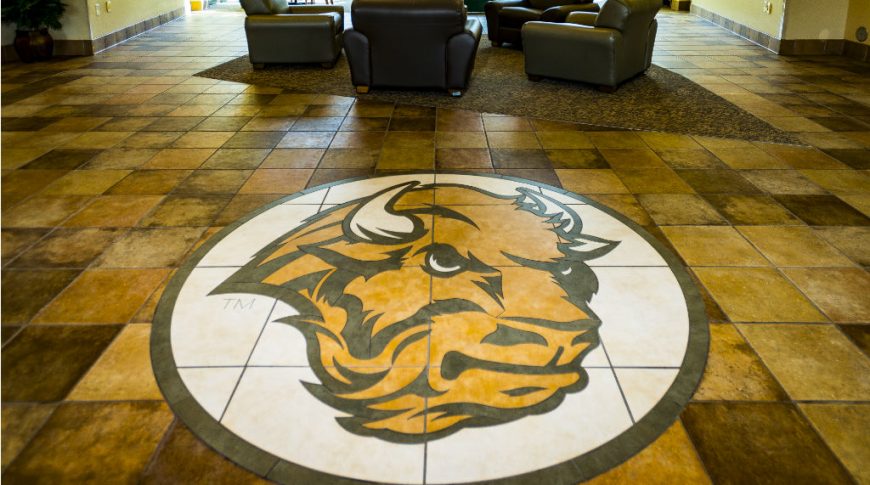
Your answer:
[799,404,870,485]
[486,132,541,149]
[737,226,853,267]
[783,268,870,323]
[40,170,131,196]
[739,324,870,401]
[556,169,630,194]
[661,226,767,266]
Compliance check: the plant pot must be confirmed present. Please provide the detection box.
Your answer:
[13,29,55,63]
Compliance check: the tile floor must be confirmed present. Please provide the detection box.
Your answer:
[1,5,869,484]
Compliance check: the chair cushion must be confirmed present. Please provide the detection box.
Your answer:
[240,0,270,15]
[528,0,577,10]
[499,6,544,27]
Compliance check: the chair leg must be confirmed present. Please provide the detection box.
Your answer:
[356,86,370,94]
[252,63,265,70]
[448,89,462,97]
[527,74,542,82]
[597,85,617,93]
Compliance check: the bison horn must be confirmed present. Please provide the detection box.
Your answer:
[344,182,426,244]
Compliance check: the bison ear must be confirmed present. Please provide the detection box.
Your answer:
[344,182,427,244]
[565,234,619,261]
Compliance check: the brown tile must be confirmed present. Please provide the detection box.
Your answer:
[3,402,173,483]
[600,148,668,169]
[758,144,849,169]
[307,168,372,187]
[681,402,853,484]
[392,104,434,118]
[172,131,234,148]
[739,324,870,400]
[171,169,252,195]
[491,149,551,169]
[238,169,312,194]
[775,194,870,226]
[584,421,710,485]
[200,148,270,169]
[1,404,56,469]
[222,131,284,149]
[63,195,163,228]
[1,325,122,401]
[63,131,132,149]
[119,131,182,149]
[556,169,630,194]
[96,227,206,268]
[799,403,870,485]
[639,132,703,151]
[435,148,492,169]
[637,194,725,225]
[838,324,870,357]
[11,228,124,268]
[741,169,826,195]
[240,116,295,132]
[661,226,767,266]
[194,116,251,132]
[536,131,593,149]
[319,148,380,169]
[377,148,434,170]
[496,168,560,187]
[349,101,395,118]
[1,195,93,229]
[68,324,162,400]
[142,148,216,169]
[822,149,870,169]
[482,115,532,132]
[39,169,131,196]
[107,169,191,195]
[83,148,159,170]
[545,149,608,169]
[1,269,80,324]
[276,131,334,148]
[434,131,487,149]
[813,227,870,266]
[588,131,647,149]
[840,194,870,218]
[707,146,791,169]
[1,170,68,206]
[141,422,271,485]
[261,148,324,168]
[1,148,52,169]
[658,149,728,169]
[1,229,47,264]
[615,168,695,194]
[585,194,653,226]
[22,149,101,170]
[140,195,229,227]
[143,116,204,132]
[436,109,483,131]
[737,226,853,267]
[339,117,389,132]
[290,117,343,132]
[694,267,826,322]
[799,169,870,195]
[330,131,385,149]
[95,117,158,132]
[676,169,761,194]
[389,117,436,132]
[783,268,870,322]
[693,323,787,401]
[383,131,434,149]
[33,268,170,324]
[486,131,541,149]
[215,194,284,226]
[704,194,802,225]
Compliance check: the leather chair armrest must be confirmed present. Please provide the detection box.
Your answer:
[485,0,529,11]
[485,0,528,44]
[286,6,344,30]
[343,29,371,88]
[522,22,622,85]
[565,11,598,25]
[464,18,483,40]
[247,13,337,29]
[540,3,599,22]
[446,19,483,91]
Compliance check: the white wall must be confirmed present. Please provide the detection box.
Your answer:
[782,0,850,40]
[692,0,785,38]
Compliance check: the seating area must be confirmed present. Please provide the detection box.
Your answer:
[239,0,662,93]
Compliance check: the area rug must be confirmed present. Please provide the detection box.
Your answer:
[196,43,796,143]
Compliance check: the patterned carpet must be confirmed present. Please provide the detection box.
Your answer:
[196,43,797,143]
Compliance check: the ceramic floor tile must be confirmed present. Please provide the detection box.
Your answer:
[140,195,230,227]
[681,402,853,485]
[214,194,284,226]
[600,148,668,169]
[318,148,380,169]
[703,194,802,225]
[774,194,870,226]
[261,148,324,168]
[40,169,131,196]
[2,170,69,206]
[142,148,216,169]
[1,325,121,401]
[0,228,48,265]
[68,324,162,400]
[33,268,169,324]
[2,402,173,483]
[838,324,870,357]
[435,148,492,169]
[694,267,826,323]
[84,148,160,170]
[661,226,767,266]
[585,194,653,226]
[62,195,163,228]
[200,148,270,169]
[22,149,102,170]
[741,169,826,195]
[556,169,630,194]
[238,169,312,195]
[737,226,853,267]
[799,403,870,485]
[739,323,870,401]
[814,227,870,267]
[174,169,253,195]
[676,169,762,194]
[106,169,192,195]
[95,227,206,268]
[658,149,728,169]
[799,169,870,195]
[10,228,124,269]
[637,194,725,225]
[783,268,870,323]
[1,269,80,324]
[1,404,56,469]
[693,323,787,401]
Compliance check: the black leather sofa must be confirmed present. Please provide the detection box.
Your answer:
[484,0,599,47]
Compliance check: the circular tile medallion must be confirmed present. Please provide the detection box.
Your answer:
[152,173,708,484]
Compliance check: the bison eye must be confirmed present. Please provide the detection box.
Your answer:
[420,244,467,277]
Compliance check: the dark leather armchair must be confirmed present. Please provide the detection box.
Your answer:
[343,0,482,96]
[522,0,661,90]
[240,0,344,68]
[484,0,599,47]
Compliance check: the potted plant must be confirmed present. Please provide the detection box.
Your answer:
[2,0,68,63]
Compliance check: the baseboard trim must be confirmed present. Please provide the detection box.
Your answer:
[690,4,780,53]
[1,8,185,63]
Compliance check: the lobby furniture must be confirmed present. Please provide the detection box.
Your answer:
[484,0,599,47]
[522,0,661,90]
[343,0,482,96]
[240,0,344,68]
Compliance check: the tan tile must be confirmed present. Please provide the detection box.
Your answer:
[703,194,802,225]
[330,131,385,149]
[142,148,216,169]
[707,146,790,169]
[10,228,123,269]
[737,226,853,267]
[813,227,870,266]
[757,144,849,169]
[62,131,132,149]
[661,226,767,266]
[319,148,380,169]
[261,148,324,168]
[694,324,786,401]
[615,169,695,194]
[783,268,870,323]
[739,324,870,401]
[63,195,163,228]
[2,148,52,169]
[215,195,283,226]
[172,131,234,148]
[238,169,312,194]
[585,194,653,226]
[600,148,668,169]
[33,269,170,324]
[201,148,270,169]
[588,131,647,149]
[84,148,159,169]
[1,404,56,468]
[383,131,434,149]
[637,194,725,225]
[435,132,488,149]
[839,194,870,217]
[741,170,826,195]
[584,421,710,485]
[482,115,532,131]
[175,169,252,195]
[276,131,334,148]
[377,148,434,170]
[535,131,593,149]
[68,324,162,400]
[40,170,131,196]
[486,131,541,149]
[799,404,870,485]
[556,169,630,194]
[639,132,703,151]
[799,170,870,195]
[694,267,826,322]
[1,196,91,228]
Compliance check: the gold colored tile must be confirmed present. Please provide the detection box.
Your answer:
[40,170,131,196]
[783,268,870,323]
[556,169,630,194]
[737,226,853,267]
[661,226,767,266]
[799,403,870,485]
[486,132,541,149]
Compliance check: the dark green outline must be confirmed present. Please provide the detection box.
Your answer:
[151,172,709,485]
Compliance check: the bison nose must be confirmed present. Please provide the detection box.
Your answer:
[500,316,600,366]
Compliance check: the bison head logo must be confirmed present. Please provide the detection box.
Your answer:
[213,181,618,443]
